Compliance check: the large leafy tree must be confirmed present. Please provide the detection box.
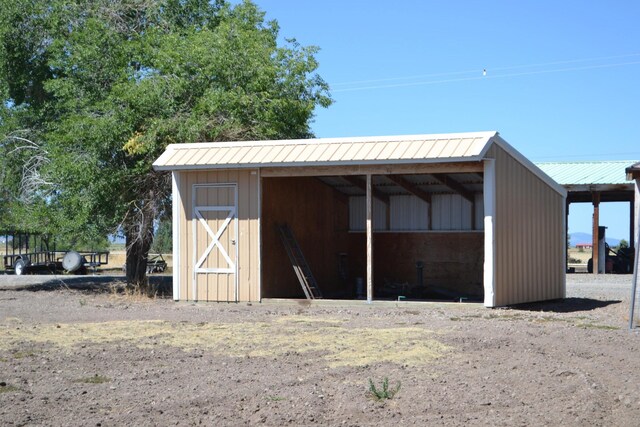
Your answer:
[0,0,331,289]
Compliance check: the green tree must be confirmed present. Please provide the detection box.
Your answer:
[0,0,331,290]
[151,220,173,254]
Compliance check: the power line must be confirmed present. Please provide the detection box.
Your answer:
[331,54,640,92]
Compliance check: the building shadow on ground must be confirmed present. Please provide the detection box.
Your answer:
[510,297,621,313]
[2,275,174,298]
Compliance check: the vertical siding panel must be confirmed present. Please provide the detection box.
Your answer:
[494,150,503,305]
[544,190,552,300]
[498,148,507,305]
[214,171,224,302]
[186,171,194,301]
[210,171,221,302]
[228,170,239,301]
[390,195,429,230]
[208,171,215,301]
[519,157,526,300]
[450,196,460,229]
[475,193,484,230]
[431,196,440,229]
[509,155,518,304]
[238,170,249,302]
[531,164,539,302]
[542,189,550,300]
[493,145,565,306]
[511,152,518,302]
[516,157,524,302]
[209,171,218,302]
[250,170,259,301]
[554,194,562,296]
[503,154,511,304]
[225,170,234,302]
[525,167,533,302]
[179,172,189,300]
[196,171,208,302]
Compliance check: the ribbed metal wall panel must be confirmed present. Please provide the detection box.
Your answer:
[432,194,472,230]
[475,193,485,231]
[492,146,565,306]
[349,197,387,231]
[390,195,429,230]
[349,193,484,231]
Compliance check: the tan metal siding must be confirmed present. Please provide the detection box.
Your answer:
[176,169,260,302]
[492,146,565,306]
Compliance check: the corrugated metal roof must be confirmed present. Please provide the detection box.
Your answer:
[153,131,498,170]
[536,161,638,185]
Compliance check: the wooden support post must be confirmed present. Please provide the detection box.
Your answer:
[366,174,373,304]
[592,192,600,275]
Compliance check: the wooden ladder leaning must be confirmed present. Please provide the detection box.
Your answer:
[277,224,322,299]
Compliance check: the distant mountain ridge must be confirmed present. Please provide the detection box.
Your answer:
[570,232,620,247]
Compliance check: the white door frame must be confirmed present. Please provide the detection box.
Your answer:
[192,183,238,301]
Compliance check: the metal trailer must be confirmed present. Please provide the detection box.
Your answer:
[121,254,168,274]
[1,231,109,275]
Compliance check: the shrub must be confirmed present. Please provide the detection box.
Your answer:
[367,377,401,401]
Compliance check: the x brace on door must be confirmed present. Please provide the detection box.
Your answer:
[194,206,236,273]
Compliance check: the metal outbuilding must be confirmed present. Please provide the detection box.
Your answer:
[538,160,638,274]
[153,131,567,307]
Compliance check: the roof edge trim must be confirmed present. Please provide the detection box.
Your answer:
[153,156,485,172]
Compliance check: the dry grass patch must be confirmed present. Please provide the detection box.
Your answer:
[0,383,19,393]
[0,316,449,368]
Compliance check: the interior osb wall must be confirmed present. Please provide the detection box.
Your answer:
[262,177,349,298]
[348,232,484,298]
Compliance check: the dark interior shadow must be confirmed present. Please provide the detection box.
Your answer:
[2,275,173,298]
[508,297,621,313]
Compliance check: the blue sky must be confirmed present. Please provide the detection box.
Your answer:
[251,0,640,240]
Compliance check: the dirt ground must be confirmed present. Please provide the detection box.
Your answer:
[1,273,640,426]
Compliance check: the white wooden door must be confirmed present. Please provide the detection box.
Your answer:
[192,184,238,301]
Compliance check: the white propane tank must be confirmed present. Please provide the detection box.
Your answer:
[62,251,84,272]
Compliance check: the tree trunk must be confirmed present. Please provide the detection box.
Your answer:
[125,215,154,294]
[123,171,171,295]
